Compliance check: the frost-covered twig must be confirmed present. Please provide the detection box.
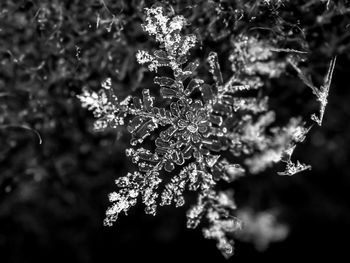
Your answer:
[288,56,336,126]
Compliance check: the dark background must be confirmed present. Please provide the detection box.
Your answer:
[0,0,349,262]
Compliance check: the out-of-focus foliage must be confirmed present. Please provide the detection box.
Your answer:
[1,0,350,262]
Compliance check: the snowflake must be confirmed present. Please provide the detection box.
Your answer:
[78,5,334,258]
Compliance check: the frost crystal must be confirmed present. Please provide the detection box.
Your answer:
[101,78,112,90]
[288,56,337,126]
[77,5,333,258]
[236,209,289,251]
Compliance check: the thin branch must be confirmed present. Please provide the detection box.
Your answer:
[0,125,43,144]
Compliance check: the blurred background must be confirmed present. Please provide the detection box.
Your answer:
[0,0,349,262]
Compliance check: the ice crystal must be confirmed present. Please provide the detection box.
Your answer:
[263,0,286,7]
[77,5,333,258]
[229,35,287,89]
[236,209,289,251]
[244,116,312,175]
[136,6,196,76]
[101,77,112,90]
[278,159,311,176]
[77,83,129,130]
[288,56,337,126]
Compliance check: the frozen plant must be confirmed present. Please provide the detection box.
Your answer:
[78,5,334,258]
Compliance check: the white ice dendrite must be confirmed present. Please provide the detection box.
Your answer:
[288,56,337,126]
[244,115,312,175]
[236,209,289,251]
[136,6,196,74]
[77,80,127,130]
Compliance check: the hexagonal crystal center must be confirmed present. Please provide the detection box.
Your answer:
[187,123,198,133]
